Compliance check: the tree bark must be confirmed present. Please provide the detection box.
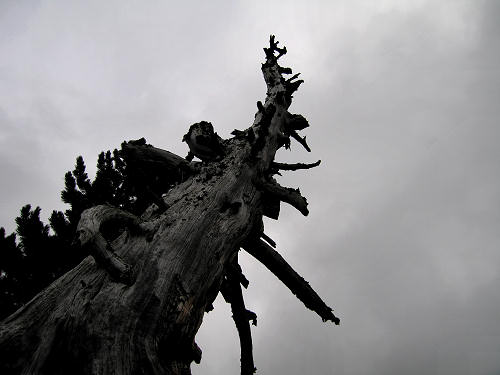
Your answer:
[0,35,338,374]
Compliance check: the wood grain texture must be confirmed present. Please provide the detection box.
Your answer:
[0,35,338,375]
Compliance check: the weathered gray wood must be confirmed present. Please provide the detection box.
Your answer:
[242,239,340,325]
[0,157,262,374]
[259,180,309,216]
[75,205,140,285]
[0,35,339,375]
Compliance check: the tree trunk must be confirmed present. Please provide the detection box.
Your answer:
[0,36,338,375]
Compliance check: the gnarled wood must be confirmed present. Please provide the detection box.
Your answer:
[121,141,197,177]
[0,35,339,374]
[74,205,144,285]
[259,180,309,216]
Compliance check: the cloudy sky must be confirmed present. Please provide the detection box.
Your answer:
[1,0,500,374]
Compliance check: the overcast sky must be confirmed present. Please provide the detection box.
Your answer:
[1,1,500,374]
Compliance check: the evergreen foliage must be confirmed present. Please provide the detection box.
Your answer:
[0,228,23,317]
[0,144,167,320]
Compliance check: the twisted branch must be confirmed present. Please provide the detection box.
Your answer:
[74,205,142,285]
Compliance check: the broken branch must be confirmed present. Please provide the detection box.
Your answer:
[286,79,304,94]
[259,180,309,216]
[286,73,301,83]
[221,263,257,375]
[278,66,293,75]
[121,140,197,178]
[269,35,287,58]
[290,130,311,152]
[242,239,340,325]
[285,113,309,130]
[271,160,321,171]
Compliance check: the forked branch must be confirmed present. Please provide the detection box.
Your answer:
[264,35,287,61]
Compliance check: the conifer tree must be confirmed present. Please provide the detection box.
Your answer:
[0,228,23,318]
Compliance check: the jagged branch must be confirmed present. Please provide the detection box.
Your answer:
[271,160,321,171]
[221,262,257,375]
[282,72,304,104]
[285,113,309,131]
[285,79,304,95]
[264,35,287,61]
[74,205,142,285]
[286,73,301,83]
[242,239,340,324]
[259,180,309,216]
[225,259,250,289]
[289,130,311,152]
[261,36,292,93]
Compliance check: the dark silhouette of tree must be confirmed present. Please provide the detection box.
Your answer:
[61,156,93,229]
[0,205,72,317]
[0,36,339,375]
[49,210,72,244]
[0,228,23,318]
[0,144,178,320]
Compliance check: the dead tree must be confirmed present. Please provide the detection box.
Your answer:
[0,36,339,375]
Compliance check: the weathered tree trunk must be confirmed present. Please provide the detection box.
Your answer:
[0,36,339,375]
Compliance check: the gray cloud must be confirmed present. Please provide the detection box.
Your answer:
[1,1,500,374]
